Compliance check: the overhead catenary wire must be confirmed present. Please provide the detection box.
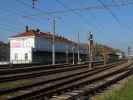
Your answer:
[111,0,133,31]
[0,0,133,39]
[0,8,25,32]
[0,4,34,33]
[76,0,105,35]
[0,0,52,34]
[97,0,133,33]
[18,0,60,65]
[0,0,53,38]
[97,0,121,25]
[13,0,52,26]
[17,0,133,35]
[25,1,133,16]
[15,0,65,28]
[14,0,55,26]
[16,0,62,19]
[0,0,132,32]
[23,0,133,34]
[0,25,19,34]
[55,0,97,30]
[18,0,133,32]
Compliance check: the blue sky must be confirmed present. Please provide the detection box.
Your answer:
[0,0,133,53]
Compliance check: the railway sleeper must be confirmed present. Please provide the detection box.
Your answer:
[0,62,120,95]
[50,70,133,100]
[1,61,130,99]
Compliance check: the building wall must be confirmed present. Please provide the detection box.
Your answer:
[35,36,88,54]
[35,37,51,51]
[10,35,89,64]
[35,36,73,53]
[10,36,35,63]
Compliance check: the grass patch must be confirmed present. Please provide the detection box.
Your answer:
[0,79,33,89]
[94,75,133,100]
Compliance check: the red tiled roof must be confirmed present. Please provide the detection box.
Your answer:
[12,30,74,44]
[13,30,48,37]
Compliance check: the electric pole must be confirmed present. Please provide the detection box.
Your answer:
[31,0,56,64]
[128,46,131,62]
[66,45,69,64]
[72,46,75,64]
[88,32,94,68]
[52,18,56,65]
[128,46,131,56]
[77,32,80,64]
[103,47,107,65]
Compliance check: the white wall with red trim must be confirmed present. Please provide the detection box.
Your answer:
[9,35,88,63]
[10,36,34,63]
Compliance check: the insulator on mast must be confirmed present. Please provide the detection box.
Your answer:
[32,0,38,8]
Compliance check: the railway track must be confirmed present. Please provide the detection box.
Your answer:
[0,63,75,69]
[30,62,132,100]
[0,61,103,69]
[0,62,121,95]
[0,60,129,100]
[0,60,114,83]
[0,63,103,83]
[0,61,104,75]
[50,69,133,100]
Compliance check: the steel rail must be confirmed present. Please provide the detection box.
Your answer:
[6,61,129,100]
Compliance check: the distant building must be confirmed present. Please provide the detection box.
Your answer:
[0,41,9,61]
[9,27,89,64]
[116,52,125,59]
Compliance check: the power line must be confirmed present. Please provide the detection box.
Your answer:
[0,2,48,37]
[97,0,121,25]
[0,3,37,33]
[97,0,133,33]
[55,0,96,30]
[26,1,133,16]
[0,0,52,33]
[76,0,105,34]
[20,0,133,35]
[0,25,18,33]
[16,0,54,18]
[16,0,63,22]
[0,8,25,30]
[14,0,52,25]
[17,0,60,65]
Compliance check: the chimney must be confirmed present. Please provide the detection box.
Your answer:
[36,28,40,33]
[25,25,29,32]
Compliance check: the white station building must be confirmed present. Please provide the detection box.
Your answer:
[9,27,89,64]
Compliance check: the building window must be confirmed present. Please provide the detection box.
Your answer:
[25,53,28,60]
[14,53,18,60]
